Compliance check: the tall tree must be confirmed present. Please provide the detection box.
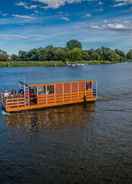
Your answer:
[127,49,132,60]
[68,48,82,61]
[0,49,9,61]
[66,40,82,50]
[18,50,27,61]
[115,49,126,61]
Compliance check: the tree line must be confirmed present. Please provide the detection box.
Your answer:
[0,40,132,63]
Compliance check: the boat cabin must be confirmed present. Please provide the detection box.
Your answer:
[0,80,97,113]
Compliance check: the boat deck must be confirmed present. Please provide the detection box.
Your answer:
[0,80,97,112]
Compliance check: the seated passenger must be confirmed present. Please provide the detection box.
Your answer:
[4,91,10,97]
[18,88,24,94]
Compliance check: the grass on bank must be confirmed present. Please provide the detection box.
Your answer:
[0,60,124,67]
[0,61,65,67]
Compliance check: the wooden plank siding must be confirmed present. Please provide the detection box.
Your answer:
[4,80,96,112]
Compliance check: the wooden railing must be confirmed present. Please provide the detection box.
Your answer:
[5,95,25,109]
[37,89,95,105]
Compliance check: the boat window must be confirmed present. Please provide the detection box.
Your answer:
[47,85,54,94]
[72,82,78,92]
[37,86,46,95]
[86,81,92,90]
[56,84,63,94]
[64,83,71,93]
[30,87,37,95]
[92,82,96,90]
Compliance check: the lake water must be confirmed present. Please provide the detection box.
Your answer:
[0,63,132,184]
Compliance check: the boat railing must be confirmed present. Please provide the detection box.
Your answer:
[5,95,25,108]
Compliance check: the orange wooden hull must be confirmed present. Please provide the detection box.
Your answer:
[2,80,97,113]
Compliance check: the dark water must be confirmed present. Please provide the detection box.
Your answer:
[0,63,132,184]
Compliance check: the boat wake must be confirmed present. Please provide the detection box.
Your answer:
[1,110,10,116]
[97,96,113,101]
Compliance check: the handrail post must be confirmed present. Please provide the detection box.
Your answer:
[96,81,97,100]
[71,82,72,101]
[54,84,56,103]
[78,81,79,97]
[85,80,86,96]
[46,85,48,104]
[63,83,64,103]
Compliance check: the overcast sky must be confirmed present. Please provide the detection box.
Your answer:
[0,0,132,53]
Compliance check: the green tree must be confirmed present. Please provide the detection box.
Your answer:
[82,50,90,61]
[109,52,121,62]
[68,48,82,62]
[54,48,68,62]
[0,49,9,61]
[27,49,39,61]
[127,49,132,60]
[115,49,126,61]
[45,46,56,61]
[90,51,101,60]
[11,54,18,61]
[18,50,28,61]
[66,40,82,50]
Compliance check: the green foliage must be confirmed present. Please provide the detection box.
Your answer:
[115,49,125,60]
[68,48,82,61]
[127,49,132,60]
[66,40,82,49]
[0,49,8,61]
[0,40,131,65]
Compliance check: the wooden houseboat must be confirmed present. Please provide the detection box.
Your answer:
[0,80,97,113]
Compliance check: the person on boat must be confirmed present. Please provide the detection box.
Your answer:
[4,90,10,97]
[11,89,17,95]
[18,88,24,95]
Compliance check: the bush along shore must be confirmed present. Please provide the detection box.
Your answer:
[0,40,132,67]
[0,60,128,68]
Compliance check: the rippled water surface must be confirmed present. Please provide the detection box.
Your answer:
[0,63,132,184]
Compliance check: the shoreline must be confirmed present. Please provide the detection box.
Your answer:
[0,60,128,67]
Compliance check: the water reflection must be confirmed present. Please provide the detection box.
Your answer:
[5,103,95,130]
[1,64,132,183]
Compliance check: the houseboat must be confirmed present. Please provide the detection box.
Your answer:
[0,80,97,113]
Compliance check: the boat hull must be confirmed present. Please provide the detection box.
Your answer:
[5,97,96,113]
